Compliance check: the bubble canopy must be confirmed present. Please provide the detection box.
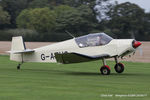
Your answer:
[75,33,113,48]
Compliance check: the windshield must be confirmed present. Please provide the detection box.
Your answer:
[75,33,113,48]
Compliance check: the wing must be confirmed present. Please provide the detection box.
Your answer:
[54,52,110,64]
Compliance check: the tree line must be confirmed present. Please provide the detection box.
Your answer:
[0,0,150,41]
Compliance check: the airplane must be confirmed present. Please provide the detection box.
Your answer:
[7,32,142,75]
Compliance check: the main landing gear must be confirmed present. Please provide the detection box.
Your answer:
[100,58,111,75]
[100,57,124,75]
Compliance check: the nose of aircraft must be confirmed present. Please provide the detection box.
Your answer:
[132,41,142,48]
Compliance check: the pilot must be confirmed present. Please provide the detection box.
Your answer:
[96,36,101,46]
[101,39,106,45]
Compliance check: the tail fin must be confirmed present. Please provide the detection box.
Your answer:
[9,36,34,62]
[11,36,26,51]
[10,36,25,62]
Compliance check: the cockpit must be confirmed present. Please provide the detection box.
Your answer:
[75,33,113,48]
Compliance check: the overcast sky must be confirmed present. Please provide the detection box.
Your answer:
[114,0,150,12]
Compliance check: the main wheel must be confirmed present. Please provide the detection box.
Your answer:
[114,63,124,73]
[100,65,111,75]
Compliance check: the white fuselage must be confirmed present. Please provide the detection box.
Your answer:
[10,38,135,63]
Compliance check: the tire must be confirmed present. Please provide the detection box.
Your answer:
[17,65,20,70]
[114,63,124,73]
[100,65,111,75]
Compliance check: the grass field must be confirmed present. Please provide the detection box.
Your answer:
[0,55,150,100]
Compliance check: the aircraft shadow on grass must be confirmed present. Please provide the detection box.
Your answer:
[23,68,146,76]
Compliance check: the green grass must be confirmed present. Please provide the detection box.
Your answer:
[0,55,150,100]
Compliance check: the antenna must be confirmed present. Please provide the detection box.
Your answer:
[65,30,75,38]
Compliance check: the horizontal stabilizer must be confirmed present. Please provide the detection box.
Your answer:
[7,49,34,54]
[55,52,110,64]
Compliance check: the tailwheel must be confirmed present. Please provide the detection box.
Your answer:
[114,63,124,73]
[17,63,23,70]
[100,65,111,75]
[17,64,21,70]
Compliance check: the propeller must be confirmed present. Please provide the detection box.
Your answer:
[137,46,143,56]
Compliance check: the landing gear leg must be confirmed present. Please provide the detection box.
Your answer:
[114,56,118,64]
[100,58,111,75]
[114,56,124,73]
[102,58,106,66]
[17,53,24,70]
